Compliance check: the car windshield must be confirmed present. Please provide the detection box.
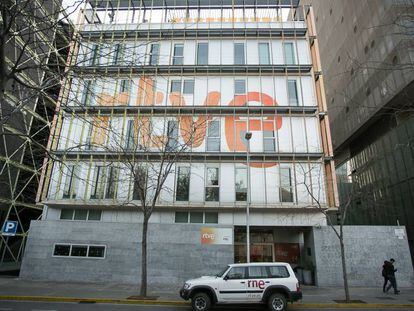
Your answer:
[216,265,230,277]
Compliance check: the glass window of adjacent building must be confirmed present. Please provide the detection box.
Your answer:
[174,212,218,224]
[197,43,208,65]
[149,43,160,65]
[62,165,78,199]
[205,166,219,201]
[206,119,220,151]
[176,166,190,201]
[132,165,147,201]
[280,167,294,202]
[173,43,184,65]
[258,42,271,65]
[234,43,245,65]
[235,167,247,201]
[283,42,296,65]
[234,79,246,95]
[287,79,299,106]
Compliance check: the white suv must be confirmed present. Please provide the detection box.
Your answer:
[180,262,302,311]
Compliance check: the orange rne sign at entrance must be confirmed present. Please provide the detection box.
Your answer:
[201,228,233,245]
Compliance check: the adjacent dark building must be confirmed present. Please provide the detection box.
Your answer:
[301,0,414,262]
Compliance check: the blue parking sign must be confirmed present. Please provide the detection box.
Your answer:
[2,221,18,236]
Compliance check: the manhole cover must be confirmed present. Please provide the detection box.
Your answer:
[333,300,366,303]
[375,297,396,300]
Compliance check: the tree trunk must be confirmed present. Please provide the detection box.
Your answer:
[139,215,149,297]
[339,234,350,302]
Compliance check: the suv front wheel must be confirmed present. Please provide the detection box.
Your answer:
[191,292,211,311]
[268,293,287,311]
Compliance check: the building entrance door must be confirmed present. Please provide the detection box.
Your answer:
[250,243,274,262]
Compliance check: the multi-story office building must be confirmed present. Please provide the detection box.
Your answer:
[21,1,341,285]
[300,0,414,263]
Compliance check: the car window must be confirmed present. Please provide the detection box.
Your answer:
[248,266,269,278]
[268,266,290,278]
[226,267,246,279]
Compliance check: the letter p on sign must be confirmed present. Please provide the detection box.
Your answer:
[2,221,18,236]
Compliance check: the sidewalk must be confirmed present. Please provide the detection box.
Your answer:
[0,277,413,307]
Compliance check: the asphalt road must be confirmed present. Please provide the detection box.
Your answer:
[0,301,413,311]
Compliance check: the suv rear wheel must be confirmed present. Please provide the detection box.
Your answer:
[191,292,211,311]
[268,293,287,311]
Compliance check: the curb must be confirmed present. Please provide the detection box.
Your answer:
[0,295,414,309]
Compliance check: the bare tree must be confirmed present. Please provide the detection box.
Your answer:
[297,163,359,302]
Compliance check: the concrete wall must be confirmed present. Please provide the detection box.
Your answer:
[313,226,414,287]
[20,220,233,291]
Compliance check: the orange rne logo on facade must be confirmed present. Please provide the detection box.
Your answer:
[201,227,216,245]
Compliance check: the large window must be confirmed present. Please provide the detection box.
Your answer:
[263,130,276,151]
[183,80,194,95]
[166,120,179,151]
[105,167,118,199]
[205,167,219,201]
[62,165,78,199]
[259,42,270,65]
[81,80,93,106]
[234,79,246,95]
[53,244,106,259]
[235,167,247,201]
[283,42,296,65]
[90,44,99,65]
[173,43,184,65]
[280,167,294,202]
[90,166,118,200]
[125,119,138,150]
[174,212,218,224]
[206,120,220,151]
[170,80,181,93]
[119,79,131,93]
[149,43,160,65]
[132,165,147,201]
[113,43,123,65]
[197,43,208,65]
[176,166,190,201]
[234,43,245,65]
[288,80,299,106]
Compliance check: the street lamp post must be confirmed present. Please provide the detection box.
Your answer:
[245,132,252,263]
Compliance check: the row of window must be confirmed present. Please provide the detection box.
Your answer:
[81,41,299,66]
[59,115,321,154]
[78,77,303,107]
[60,209,102,221]
[53,244,106,259]
[59,164,294,203]
[175,212,218,224]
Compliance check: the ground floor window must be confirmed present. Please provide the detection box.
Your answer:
[174,211,218,224]
[53,244,106,259]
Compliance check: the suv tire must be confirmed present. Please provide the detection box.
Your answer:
[191,292,211,311]
[268,293,287,311]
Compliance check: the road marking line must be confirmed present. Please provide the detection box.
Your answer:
[0,308,13,311]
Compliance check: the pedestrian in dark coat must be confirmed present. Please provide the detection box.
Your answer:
[385,258,400,294]
[382,260,389,292]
